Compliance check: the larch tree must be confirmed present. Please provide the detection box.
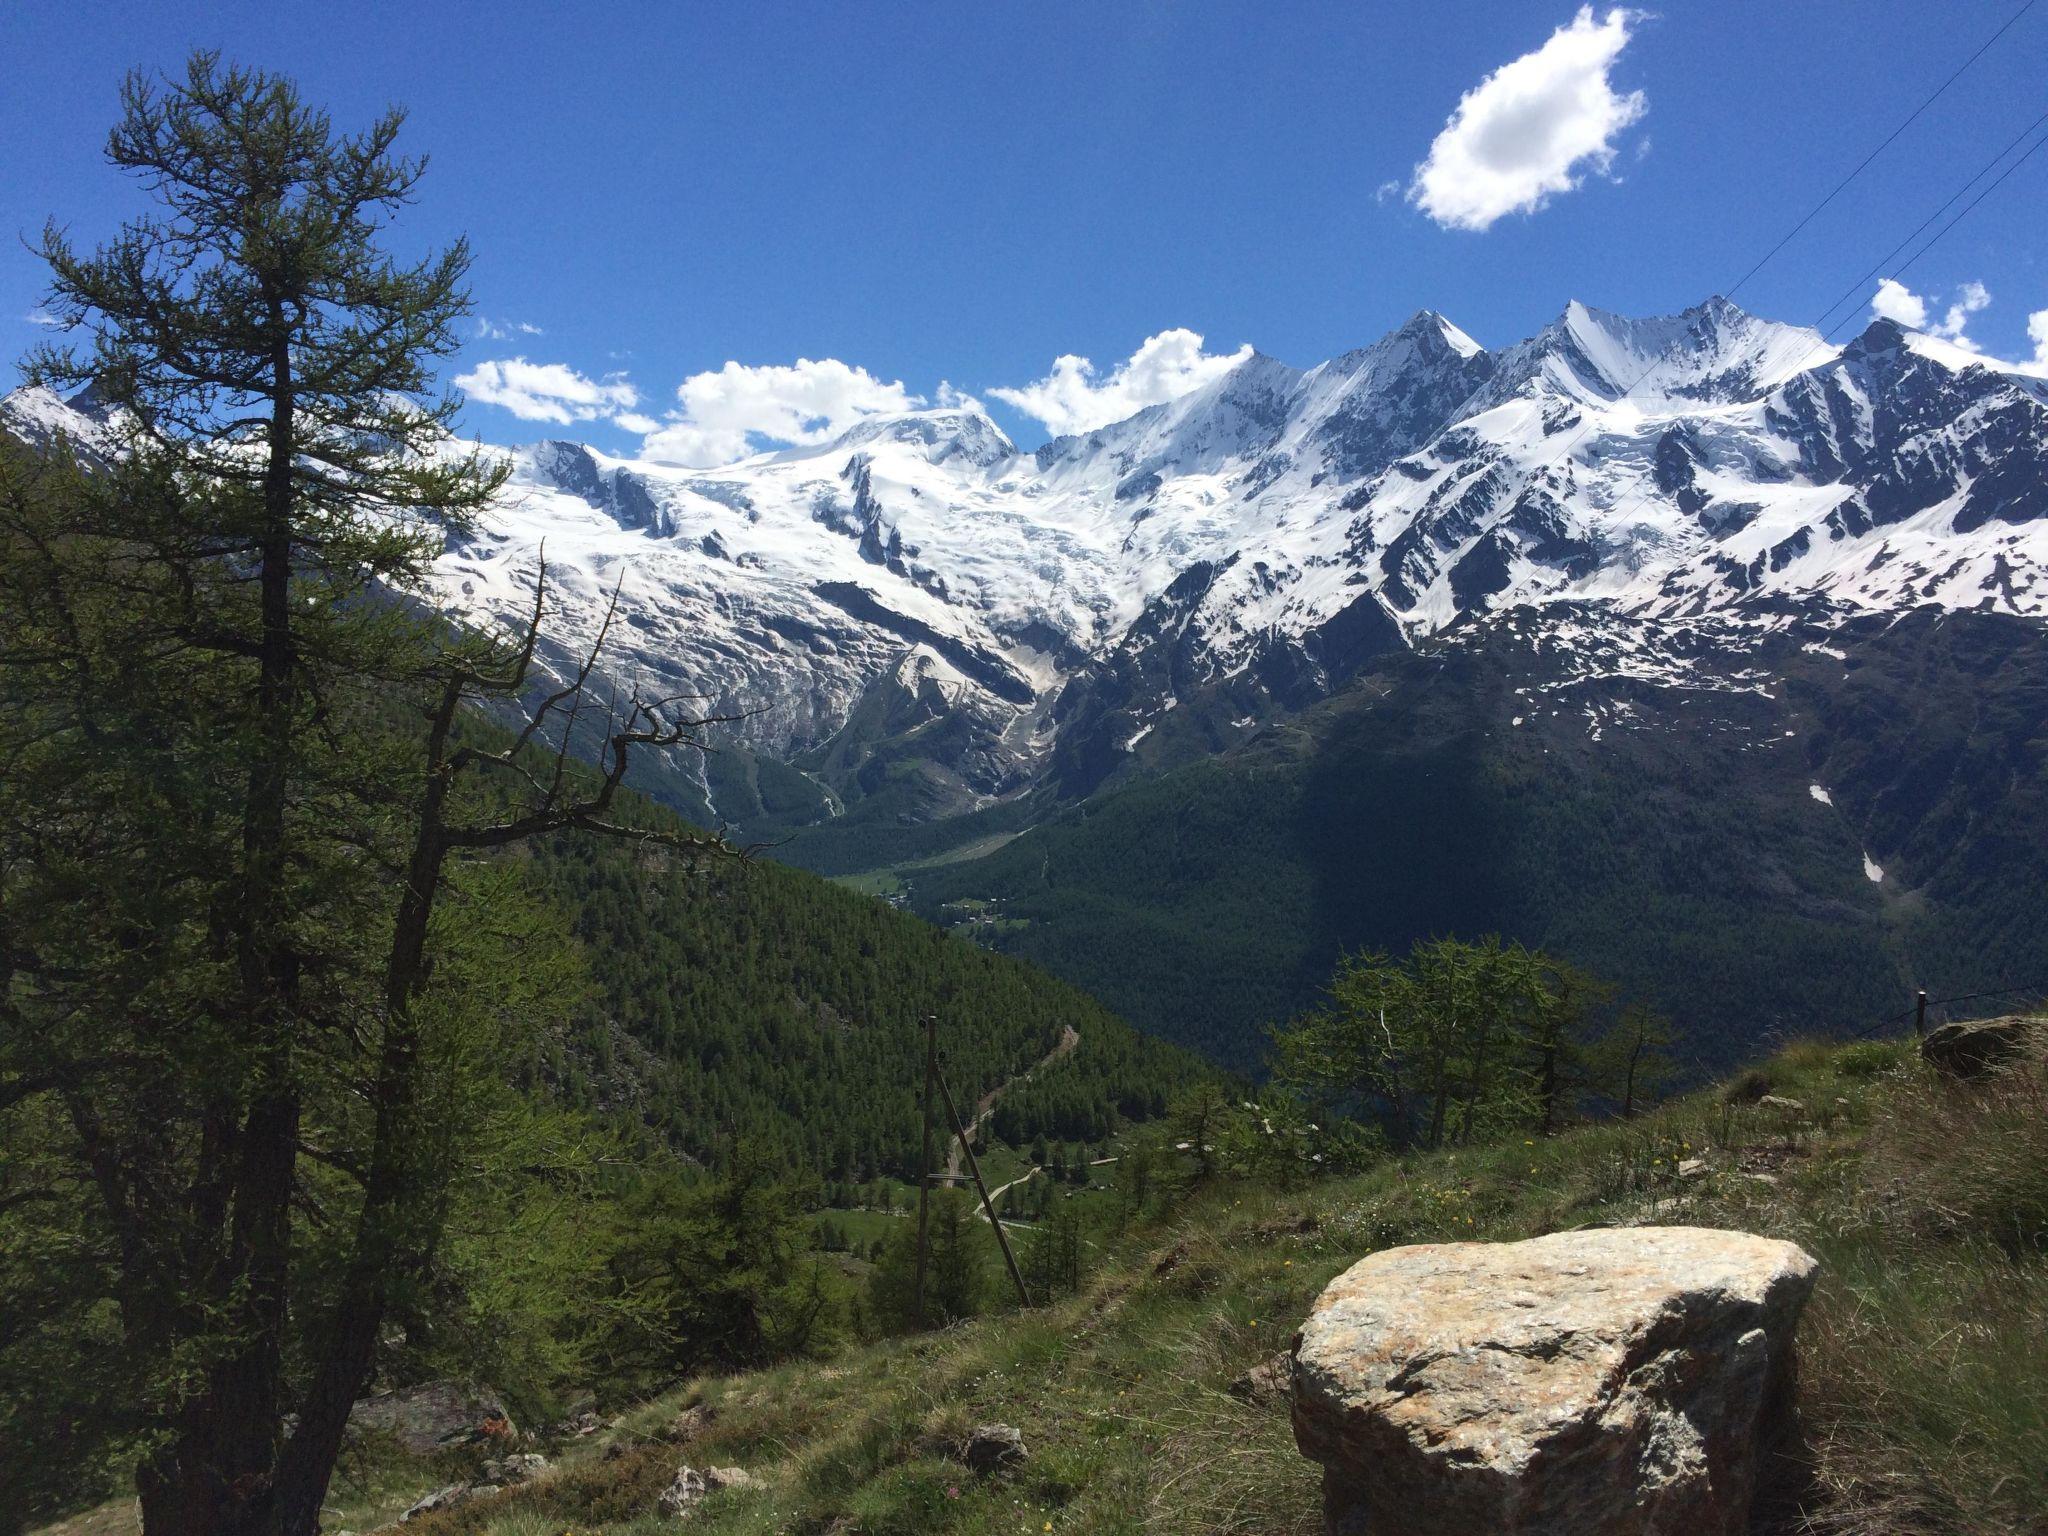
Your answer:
[4,54,735,1536]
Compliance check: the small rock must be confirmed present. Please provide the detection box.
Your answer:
[1292,1226,1818,1536]
[657,1464,708,1518]
[1756,1094,1805,1114]
[481,1452,548,1485]
[1676,1157,1707,1178]
[1228,1350,1294,1406]
[704,1466,754,1492]
[960,1423,1028,1476]
[1922,1015,2040,1078]
[398,1484,471,1523]
[667,1402,714,1443]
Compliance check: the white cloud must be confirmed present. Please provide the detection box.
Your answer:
[476,317,544,341]
[613,411,660,434]
[2029,308,2048,370]
[1871,279,1991,349]
[24,307,60,328]
[454,357,640,426]
[1407,6,1648,232]
[988,328,1253,436]
[1937,281,1991,347]
[639,358,921,467]
[1870,278,1929,329]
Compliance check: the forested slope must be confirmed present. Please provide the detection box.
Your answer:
[522,790,1210,1180]
[905,606,2048,1072]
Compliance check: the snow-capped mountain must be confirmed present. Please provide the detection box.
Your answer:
[10,295,2047,830]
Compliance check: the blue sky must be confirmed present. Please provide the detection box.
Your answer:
[3,0,2045,460]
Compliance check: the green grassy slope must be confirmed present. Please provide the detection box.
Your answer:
[233,1027,2048,1536]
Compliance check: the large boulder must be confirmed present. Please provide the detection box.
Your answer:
[1921,1015,2041,1078]
[1291,1227,1818,1536]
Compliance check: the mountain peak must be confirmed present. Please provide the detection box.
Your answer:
[1392,309,1486,359]
[823,407,1018,468]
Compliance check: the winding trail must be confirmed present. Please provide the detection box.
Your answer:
[939,1024,1080,1184]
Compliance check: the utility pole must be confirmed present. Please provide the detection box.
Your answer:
[1914,988,1929,1038]
[937,1054,1032,1310]
[914,1010,937,1325]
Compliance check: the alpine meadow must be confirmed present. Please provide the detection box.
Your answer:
[4,7,2048,1536]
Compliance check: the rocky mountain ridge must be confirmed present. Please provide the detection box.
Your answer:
[10,295,2046,834]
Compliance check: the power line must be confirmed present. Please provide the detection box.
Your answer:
[1720,0,2042,307]
[1477,1,2044,520]
[1581,100,2048,540]
[1809,103,2048,340]
[1877,118,2048,307]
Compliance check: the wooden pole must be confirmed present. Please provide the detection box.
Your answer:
[1914,988,1928,1038]
[936,1055,1032,1310]
[914,1011,937,1325]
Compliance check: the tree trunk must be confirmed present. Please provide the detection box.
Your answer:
[272,695,459,1536]
[1537,1040,1560,1137]
[145,314,307,1536]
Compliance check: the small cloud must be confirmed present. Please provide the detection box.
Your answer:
[934,380,983,411]
[1406,6,1648,232]
[989,328,1253,436]
[1870,277,1928,330]
[475,317,544,341]
[1872,278,1990,350]
[454,356,640,427]
[2028,308,2048,371]
[640,357,921,467]
[1937,280,1990,348]
[24,308,60,328]
[613,411,660,435]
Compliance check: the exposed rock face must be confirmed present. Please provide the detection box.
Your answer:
[1921,1015,2042,1078]
[1291,1227,1818,1536]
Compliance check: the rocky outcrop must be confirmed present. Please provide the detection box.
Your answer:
[657,1463,754,1519]
[657,1464,706,1517]
[1291,1227,1818,1536]
[347,1381,512,1455]
[1921,1014,2042,1078]
[480,1452,548,1486]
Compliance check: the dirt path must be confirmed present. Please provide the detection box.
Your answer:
[939,1024,1080,1183]
[985,1165,1042,1204]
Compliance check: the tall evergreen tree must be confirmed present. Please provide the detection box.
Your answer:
[4,55,730,1536]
